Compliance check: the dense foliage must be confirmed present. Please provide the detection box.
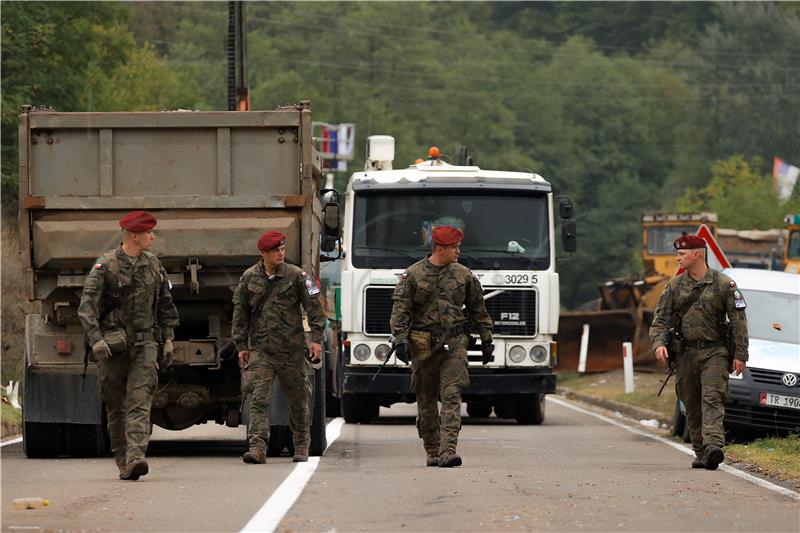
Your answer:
[2,2,798,306]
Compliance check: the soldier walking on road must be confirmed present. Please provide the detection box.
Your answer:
[650,234,748,470]
[232,231,326,464]
[390,225,494,468]
[79,211,179,481]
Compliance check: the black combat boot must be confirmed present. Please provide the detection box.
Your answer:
[438,450,462,468]
[704,445,724,470]
[120,459,149,481]
[691,451,706,469]
[242,448,267,464]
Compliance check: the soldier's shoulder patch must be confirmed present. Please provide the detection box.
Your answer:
[400,272,408,280]
[94,263,104,269]
[305,276,320,296]
[733,289,746,309]
[729,280,737,288]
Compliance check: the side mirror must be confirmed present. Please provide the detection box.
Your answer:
[558,196,574,219]
[320,189,341,255]
[562,219,577,253]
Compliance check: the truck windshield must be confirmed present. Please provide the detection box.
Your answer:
[647,225,700,255]
[352,189,550,270]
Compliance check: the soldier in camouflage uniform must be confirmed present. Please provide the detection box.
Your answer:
[390,225,493,468]
[232,230,326,464]
[79,211,179,481]
[650,234,748,470]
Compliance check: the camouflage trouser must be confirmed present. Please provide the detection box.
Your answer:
[97,340,158,466]
[676,345,730,453]
[242,349,312,453]
[411,334,470,455]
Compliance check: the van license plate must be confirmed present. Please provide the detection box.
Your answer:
[759,392,800,410]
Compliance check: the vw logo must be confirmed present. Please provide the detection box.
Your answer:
[782,373,798,387]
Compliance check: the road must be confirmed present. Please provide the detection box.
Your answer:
[2,397,798,532]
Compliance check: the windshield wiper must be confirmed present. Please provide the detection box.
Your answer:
[468,248,529,256]
[355,246,422,261]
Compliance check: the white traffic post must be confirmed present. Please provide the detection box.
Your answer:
[623,341,634,393]
[578,324,590,373]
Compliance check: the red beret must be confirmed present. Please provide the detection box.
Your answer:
[432,226,464,246]
[258,230,286,251]
[119,211,157,232]
[674,234,706,250]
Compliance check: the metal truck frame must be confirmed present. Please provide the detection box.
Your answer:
[18,102,337,458]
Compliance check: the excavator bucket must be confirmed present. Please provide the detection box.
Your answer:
[557,276,667,373]
[557,309,638,372]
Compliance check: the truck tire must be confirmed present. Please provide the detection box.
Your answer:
[466,399,492,418]
[672,399,686,438]
[267,426,291,457]
[325,365,341,418]
[341,393,377,424]
[23,421,64,458]
[65,423,108,457]
[515,393,545,425]
[309,365,328,457]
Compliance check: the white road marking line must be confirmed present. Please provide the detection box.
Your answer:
[241,417,345,533]
[549,396,800,501]
[1,436,23,448]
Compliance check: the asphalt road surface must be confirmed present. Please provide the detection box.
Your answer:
[2,397,798,532]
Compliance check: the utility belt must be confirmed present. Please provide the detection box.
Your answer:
[131,331,156,345]
[411,323,467,340]
[683,339,725,350]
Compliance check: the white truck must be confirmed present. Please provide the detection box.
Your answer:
[334,136,576,424]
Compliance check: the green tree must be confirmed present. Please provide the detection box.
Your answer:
[677,155,799,229]
[1,2,132,191]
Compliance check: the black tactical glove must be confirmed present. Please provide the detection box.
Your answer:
[395,342,411,365]
[480,341,494,365]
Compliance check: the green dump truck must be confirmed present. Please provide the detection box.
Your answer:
[18,102,338,457]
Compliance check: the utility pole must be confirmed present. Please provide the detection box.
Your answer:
[227,1,250,111]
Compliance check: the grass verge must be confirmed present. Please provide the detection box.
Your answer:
[557,369,800,487]
[1,402,22,440]
[726,435,800,484]
[557,369,677,419]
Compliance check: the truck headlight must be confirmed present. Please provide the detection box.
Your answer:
[375,344,391,362]
[353,344,371,361]
[508,345,526,363]
[530,345,547,363]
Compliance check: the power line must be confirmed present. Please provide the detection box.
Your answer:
[164,2,800,63]
[146,38,800,91]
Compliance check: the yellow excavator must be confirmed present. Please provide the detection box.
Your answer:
[558,212,718,372]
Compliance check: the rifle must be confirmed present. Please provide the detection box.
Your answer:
[657,355,677,397]
[655,280,706,397]
[370,343,399,383]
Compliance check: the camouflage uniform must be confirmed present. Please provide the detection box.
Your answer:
[390,257,493,457]
[650,269,748,454]
[78,247,179,471]
[232,261,326,454]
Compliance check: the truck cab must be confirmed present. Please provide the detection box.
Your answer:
[335,137,575,424]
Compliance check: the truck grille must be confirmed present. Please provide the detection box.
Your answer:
[484,289,537,336]
[364,287,394,334]
[362,286,537,336]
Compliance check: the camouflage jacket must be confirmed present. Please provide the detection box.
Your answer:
[390,257,493,345]
[649,268,749,361]
[78,247,179,346]
[231,261,326,355]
